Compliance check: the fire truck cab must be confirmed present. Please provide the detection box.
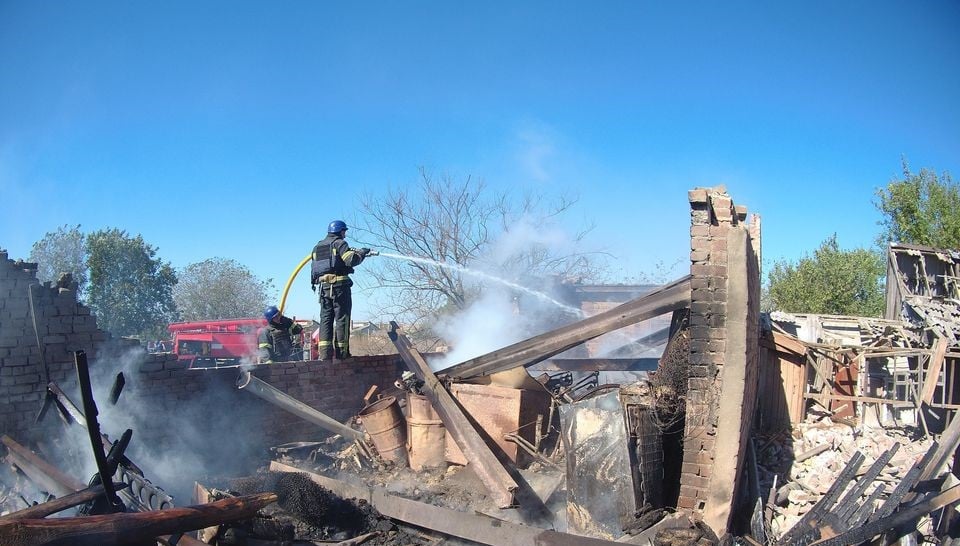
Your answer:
[168,318,265,368]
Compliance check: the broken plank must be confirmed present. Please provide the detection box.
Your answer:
[771,331,808,356]
[442,275,691,380]
[270,461,630,546]
[388,323,518,508]
[921,335,950,404]
[0,492,277,546]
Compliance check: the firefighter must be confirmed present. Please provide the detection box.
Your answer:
[311,220,372,360]
[257,305,304,364]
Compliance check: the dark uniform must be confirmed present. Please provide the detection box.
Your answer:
[257,316,304,364]
[312,233,367,359]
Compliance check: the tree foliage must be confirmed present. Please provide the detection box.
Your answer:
[28,224,88,296]
[86,229,178,339]
[353,168,603,328]
[875,162,960,249]
[173,258,275,321]
[768,235,885,317]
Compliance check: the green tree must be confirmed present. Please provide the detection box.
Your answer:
[86,229,177,339]
[875,162,960,249]
[29,224,88,297]
[173,258,275,321]
[768,235,885,317]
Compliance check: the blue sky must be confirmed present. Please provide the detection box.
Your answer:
[2,1,958,322]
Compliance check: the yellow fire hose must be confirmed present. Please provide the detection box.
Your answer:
[278,254,312,314]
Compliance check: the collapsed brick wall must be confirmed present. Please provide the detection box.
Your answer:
[679,188,761,535]
[0,250,135,442]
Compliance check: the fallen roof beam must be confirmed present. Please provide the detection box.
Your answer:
[0,492,277,546]
[442,275,691,381]
[236,371,365,441]
[271,461,628,546]
[389,323,518,509]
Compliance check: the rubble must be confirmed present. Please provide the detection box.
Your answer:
[5,188,960,545]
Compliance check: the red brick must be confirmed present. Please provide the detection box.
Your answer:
[688,189,708,204]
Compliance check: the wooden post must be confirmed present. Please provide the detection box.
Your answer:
[921,335,950,404]
[388,323,518,508]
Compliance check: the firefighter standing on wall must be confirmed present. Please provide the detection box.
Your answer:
[258,305,304,364]
[311,220,372,360]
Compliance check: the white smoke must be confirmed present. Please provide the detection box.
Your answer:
[429,217,588,371]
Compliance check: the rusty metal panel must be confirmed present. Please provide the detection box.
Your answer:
[444,383,551,467]
[560,388,634,539]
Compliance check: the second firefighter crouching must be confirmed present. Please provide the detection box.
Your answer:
[258,305,304,364]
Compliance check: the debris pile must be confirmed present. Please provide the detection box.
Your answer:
[758,417,935,539]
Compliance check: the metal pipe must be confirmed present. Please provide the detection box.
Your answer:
[236,371,365,441]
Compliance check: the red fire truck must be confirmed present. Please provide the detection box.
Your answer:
[167,318,264,368]
[167,318,319,368]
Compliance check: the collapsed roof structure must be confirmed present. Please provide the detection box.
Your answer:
[1,187,959,546]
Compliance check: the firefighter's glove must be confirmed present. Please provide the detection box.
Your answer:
[320,273,337,283]
[358,248,372,258]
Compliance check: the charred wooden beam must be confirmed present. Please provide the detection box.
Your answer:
[777,451,865,546]
[0,483,127,521]
[2,434,202,546]
[0,492,277,546]
[871,442,937,522]
[2,435,85,497]
[442,275,692,380]
[389,323,518,508]
[73,350,123,512]
[42,381,146,477]
[833,444,900,525]
[271,461,631,546]
[236,371,366,441]
[46,382,87,426]
[810,485,960,546]
[108,372,125,406]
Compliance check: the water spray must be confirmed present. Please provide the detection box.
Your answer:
[376,251,584,317]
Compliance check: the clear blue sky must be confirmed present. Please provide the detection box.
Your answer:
[2,1,958,322]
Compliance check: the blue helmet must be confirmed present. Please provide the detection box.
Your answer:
[328,220,348,234]
[263,305,279,321]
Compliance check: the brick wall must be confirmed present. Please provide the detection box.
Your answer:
[0,249,406,501]
[0,250,137,442]
[679,188,761,535]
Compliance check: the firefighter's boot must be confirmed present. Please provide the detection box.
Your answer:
[318,341,334,361]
